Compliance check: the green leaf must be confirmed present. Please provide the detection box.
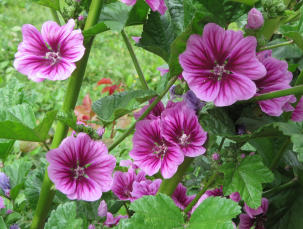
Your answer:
[279,25,303,51]
[249,138,275,167]
[44,202,83,229]
[0,110,57,141]
[291,134,303,162]
[28,0,60,10]
[56,110,78,130]
[0,139,15,162]
[269,38,303,59]
[0,217,7,229]
[116,194,184,228]
[6,212,21,224]
[188,196,241,229]
[230,0,258,7]
[200,107,236,136]
[220,155,274,209]
[92,90,157,125]
[4,159,32,200]
[297,6,303,34]
[156,72,170,94]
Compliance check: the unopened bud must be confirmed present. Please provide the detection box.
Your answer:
[182,90,205,111]
[78,15,84,21]
[247,8,264,29]
[212,153,220,161]
[261,0,273,8]
[276,3,285,12]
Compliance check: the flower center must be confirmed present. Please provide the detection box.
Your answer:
[180,133,190,146]
[153,144,167,157]
[213,64,227,79]
[255,215,267,227]
[45,51,61,64]
[74,166,85,179]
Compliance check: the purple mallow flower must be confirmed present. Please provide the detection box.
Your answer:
[182,90,205,111]
[179,23,266,106]
[172,183,196,210]
[157,66,183,80]
[236,124,246,135]
[291,97,303,122]
[46,133,116,201]
[160,104,207,157]
[191,193,209,213]
[104,212,128,228]
[212,153,220,160]
[121,0,167,15]
[0,172,11,197]
[78,15,84,21]
[14,19,85,82]
[119,159,139,169]
[239,198,269,229]
[98,200,107,217]
[134,98,165,120]
[131,179,162,199]
[247,8,264,29]
[132,37,141,42]
[87,225,95,229]
[130,119,184,179]
[206,186,241,202]
[10,225,20,229]
[6,209,12,214]
[111,168,147,201]
[241,154,246,158]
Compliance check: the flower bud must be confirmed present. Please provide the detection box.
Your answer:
[241,154,246,158]
[212,153,220,161]
[96,127,105,137]
[247,8,264,29]
[0,172,11,198]
[261,0,273,8]
[182,90,205,111]
[6,209,12,214]
[10,225,20,229]
[276,3,285,12]
[269,5,276,13]
[78,15,84,21]
[257,35,268,49]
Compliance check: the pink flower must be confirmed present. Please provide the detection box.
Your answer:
[78,15,84,21]
[111,168,146,201]
[156,66,183,80]
[239,198,269,229]
[247,8,264,29]
[119,159,139,169]
[205,186,240,202]
[191,193,209,213]
[87,225,95,229]
[98,200,107,217]
[229,191,241,202]
[160,104,207,157]
[14,19,85,82]
[46,133,116,201]
[212,153,220,160]
[132,37,141,42]
[131,179,162,198]
[6,209,12,214]
[179,23,266,106]
[291,97,303,122]
[172,183,196,210]
[121,0,167,15]
[0,197,4,210]
[241,154,246,158]
[104,212,128,228]
[129,119,184,178]
[134,98,165,120]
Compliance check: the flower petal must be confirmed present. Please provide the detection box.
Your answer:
[161,143,184,179]
[146,0,160,12]
[47,166,76,195]
[67,177,102,201]
[60,30,85,62]
[239,214,256,229]
[98,200,107,217]
[120,0,137,6]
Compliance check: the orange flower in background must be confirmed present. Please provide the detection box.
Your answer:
[96,78,124,95]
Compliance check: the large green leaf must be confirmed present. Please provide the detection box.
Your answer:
[291,134,303,162]
[92,90,157,125]
[220,155,274,209]
[44,202,83,229]
[0,217,7,229]
[279,25,303,51]
[249,138,275,167]
[56,110,78,130]
[269,38,303,59]
[0,139,14,162]
[4,159,32,200]
[0,110,57,142]
[189,197,241,229]
[230,0,258,6]
[28,0,60,10]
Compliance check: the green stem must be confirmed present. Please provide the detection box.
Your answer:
[269,138,291,171]
[43,141,50,151]
[108,75,179,152]
[157,157,195,196]
[257,40,294,52]
[30,1,104,229]
[218,138,225,152]
[50,9,61,26]
[236,85,303,105]
[183,171,220,214]
[263,178,299,196]
[121,29,148,90]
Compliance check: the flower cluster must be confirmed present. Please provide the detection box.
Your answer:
[131,100,207,178]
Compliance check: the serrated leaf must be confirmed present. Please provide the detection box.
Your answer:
[56,110,78,130]
[92,90,157,125]
[5,212,21,224]
[0,217,7,229]
[220,155,274,209]
[4,159,32,200]
[28,0,60,10]
[0,110,57,142]
[116,194,184,228]
[200,107,236,136]
[279,25,303,51]
[0,139,14,162]
[188,196,241,229]
[44,202,83,229]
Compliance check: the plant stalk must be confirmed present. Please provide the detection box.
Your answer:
[30,1,104,229]
[269,138,291,171]
[183,171,220,214]
[263,177,299,196]
[108,75,179,152]
[50,9,61,26]
[257,40,294,52]
[121,29,149,90]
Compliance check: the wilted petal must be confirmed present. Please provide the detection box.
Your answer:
[0,197,4,209]
[239,214,256,229]
[98,200,107,217]
[0,172,11,197]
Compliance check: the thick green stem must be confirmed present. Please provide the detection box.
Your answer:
[183,171,220,214]
[108,75,179,152]
[121,29,148,90]
[257,41,294,52]
[157,157,195,196]
[263,178,299,196]
[50,9,61,26]
[236,85,303,105]
[30,1,104,229]
[269,138,291,171]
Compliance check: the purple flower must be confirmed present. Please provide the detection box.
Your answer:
[0,196,4,210]
[179,23,266,106]
[131,179,162,199]
[206,186,240,202]
[14,19,85,82]
[46,133,116,201]
[98,200,107,217]
[236,124,246,135]
[129,119,184,179]
[0,172,11,197]
[111,168,147,201]
[249,152,255,155]
[241,154,246,158]
[182,90,205,111]
[121,0,167,15]
[132,37,141,42]
[169,85,182,100]
[6,209,12,214]
[191,193,209,213]
[229,191,241,202]
[291,97,303,122]
[172,183,196,210]
[239,198,269,229]
[134,98,165,120]
[119,159,139,169]
[157,66,183,80]
[212,153,220,160]
[160,104,207,157]
[87,225,95,229]
[9,225,20,229]
[78,15,84,21]
[247,8,264,29]
[104,212,128,228]
[96,127,105,137]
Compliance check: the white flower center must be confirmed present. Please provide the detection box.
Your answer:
[153,144,167,157]
[180,133,190,146]
[45,51,61,63]
[74,166,85,178]
[213,64,227,77]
